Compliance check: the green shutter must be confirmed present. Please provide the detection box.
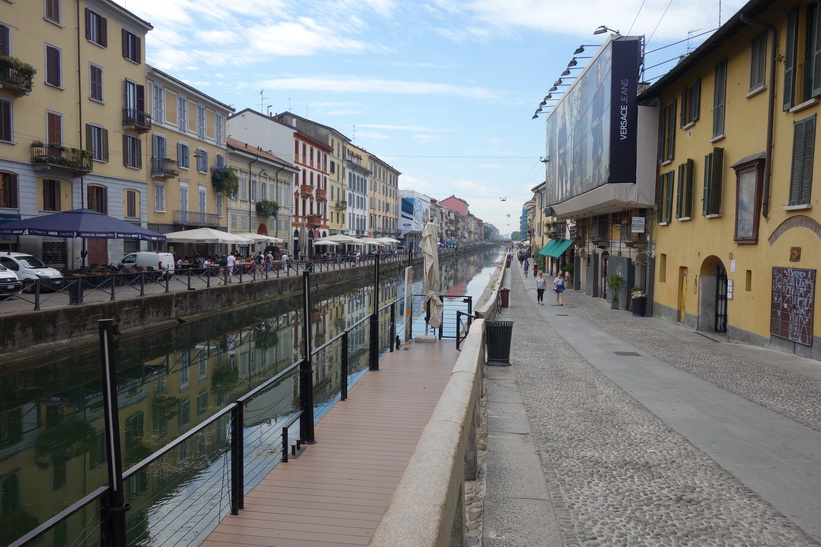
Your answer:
[676,163,684,218]
[703,153,712,216]
[657,174,665,217]
[692,80,701,122]
[684,158,694,218]
[801,116,815,203]
[709,147,724,215]
[784,9,798,111]
[657,106,665,164]
[665,172,674,223]
[122,134,128,167]
[812,5,821,97]
[791,116,816,205]
[680,90,687,128]
[667,101,677,161]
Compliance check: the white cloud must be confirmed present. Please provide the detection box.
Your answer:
[259,76,499,99]
[327,109,363,116]
[479,163,501,169]
[353,131,393,141]
[413,134,441,143]
[246,19,372,56]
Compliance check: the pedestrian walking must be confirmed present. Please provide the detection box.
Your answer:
[226,253,236,282]
[523,258,530,277]
[281,251,289,272]
[218,255,228,284]
[535,271,546,305]
[553,271,565,305]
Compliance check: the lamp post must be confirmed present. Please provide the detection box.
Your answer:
[594,25,620,35]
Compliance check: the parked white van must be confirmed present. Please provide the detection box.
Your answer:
[0,263,22,298]
[111,252,175,274]
[0,252,65,291]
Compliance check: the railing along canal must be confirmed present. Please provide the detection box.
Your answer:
[10,255,478,547]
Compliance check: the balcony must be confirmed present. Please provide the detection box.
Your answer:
[122,108,152,132]
[31,143,93,176]
[315,187,327,200]
[0,56,35,96]
[306,214,322,227]
[173,210,220,227]
[152,157,179,179]
[300,184,313,197]
[331,200,348,210]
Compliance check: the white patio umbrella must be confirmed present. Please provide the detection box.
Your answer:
[358,237,385,246]
[324,234,364,244]
[313,238,339,246]
[375,237,400,244]
[234,232,284,243]
[420,221,443,329]
[163,227,252,244]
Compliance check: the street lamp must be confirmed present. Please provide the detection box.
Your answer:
[594,25,620,35]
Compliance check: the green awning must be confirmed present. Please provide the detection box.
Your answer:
[544,239,573,258]
[538,241,557,256]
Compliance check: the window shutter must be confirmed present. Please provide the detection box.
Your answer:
[136,139,142,169]
[679,90,686,128]
[122,28,128,58]
[135,36,141,63]
[800,116,815,203]
[675,164,684,218]
[0,25,9,56]
[784,9,797,110]
[657,109,665,164]
[812,7,821,97]
[709,147,724,215]
[684,158,694,217]
[100,16,107,47]
[702,153,712,216]
[656,174,665,215]
[122,134,128,167]
[665,172,674,223]
[136,84,145,112]
[667,101,676,161]
[103,129,109,161]
[692,80,701,122]
[85,9,91,40]
[85,124,92,155]
[46,46,60,86]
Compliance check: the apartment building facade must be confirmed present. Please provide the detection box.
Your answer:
[0,0,153,268]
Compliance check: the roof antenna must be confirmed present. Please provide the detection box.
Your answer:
[259,89,270,113]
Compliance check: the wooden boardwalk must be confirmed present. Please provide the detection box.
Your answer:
[202,340,460,547]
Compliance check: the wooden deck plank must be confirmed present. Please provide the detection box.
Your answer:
[203,340,459,546]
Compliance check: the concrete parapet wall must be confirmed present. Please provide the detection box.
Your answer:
[369,320,485,547]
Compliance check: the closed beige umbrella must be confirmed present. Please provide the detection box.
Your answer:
[420,222,443,329]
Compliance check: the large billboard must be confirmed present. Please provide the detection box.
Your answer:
[545,37,640,206]
[399,196,429,236]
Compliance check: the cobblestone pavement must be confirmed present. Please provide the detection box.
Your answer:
[480,266,821,546]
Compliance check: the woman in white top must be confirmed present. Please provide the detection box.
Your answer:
[535,271,546,305]
[553,272,565,306]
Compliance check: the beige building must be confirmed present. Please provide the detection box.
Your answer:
[0,0,153,268]
[144,67,234,240]
[366,153,400,238]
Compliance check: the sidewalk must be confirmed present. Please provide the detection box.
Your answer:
[482,264,821,545]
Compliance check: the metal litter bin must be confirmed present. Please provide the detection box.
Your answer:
[632,296,647,317]
[499,288,510,308]
[486,320,513,366]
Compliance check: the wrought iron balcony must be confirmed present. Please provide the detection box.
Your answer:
[31,143,93,176]
[173,210,221,227]
[300,184,313,197]
[122,108,152,132]
[315,187,327,200]
[152,157,179,179]
[0,56,34,96]
[306,214,322,226]
[331,200,347,210]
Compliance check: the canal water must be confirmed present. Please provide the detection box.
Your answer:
[0,245,505,546]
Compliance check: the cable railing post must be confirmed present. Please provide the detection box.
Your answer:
[139,272,145,296]
[369,254,380,371]
[230,403,244,514]
[187,269,192,291]
[300,270,316,444]
[97,319,129,547]
[33,279,41,311]
[341,331,349,401]
[389,300,395,352]
[110,276,116,301]
[164,271,170,293]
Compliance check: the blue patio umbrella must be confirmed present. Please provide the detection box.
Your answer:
[0,209,166,241]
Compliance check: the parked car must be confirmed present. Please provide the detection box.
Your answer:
[0,252,65,292]
[111,251,175,275]
[0,264,22,299]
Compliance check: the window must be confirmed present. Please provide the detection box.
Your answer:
[179,182,188,213]
[125,190,138,218]
[177,142,189,169]
[123,134,141,168]
[702,147,724,216]
[89,64,103,102]
[124,80,146,123]
[789,115,816,206]
[675,159,695,219]
[86,124,108,161]
[122,29,140,63]
[732,155,765,243]
[43,179,61,211]
[0,172,17,208]
[0,24,9,56]
[197,392,208,416]
[713,61,727,138]
[45,0,61,24]
[215,114,224,145]
[154,181,165,211]
[215,193,223,217]
[87,185,107,213]
[85,9,107,47]
[251,177,258,202]
[749,33,767,91]
[784,8,799,110]
[152,84,163,124]
[152,133,167,160]
[0,98,11,142]
[196,106,205,139]
[804,3,818,101]
[178,97,187,131]
[45,44,61,87]
[680,80,700,127]
[196,148,207,173]
[198,184,206,213]
[215,153,224,168]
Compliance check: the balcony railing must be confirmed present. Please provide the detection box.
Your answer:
[0,56,34,95]
[31,143,93,175]
[122,108,152,132]
[315,188,327,199]
[331,200,347,210]
[306,214,322,226]
[173,210,221,227]
[300,184,313,197]
[152,157,179,179]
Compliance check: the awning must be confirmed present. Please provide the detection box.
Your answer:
[543,240,573,258]
[538,241,557,256]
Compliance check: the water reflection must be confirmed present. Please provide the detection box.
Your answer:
[0,245,504,545]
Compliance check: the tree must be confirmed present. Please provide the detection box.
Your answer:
[511,231,521,241]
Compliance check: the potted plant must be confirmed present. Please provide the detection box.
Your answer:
[606,273,625,309]
[211,166,239,195]
[560,263,574,284]
[631,286,647,317]
[255,199,279,217]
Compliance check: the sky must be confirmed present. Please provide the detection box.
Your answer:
[113,0,747,237]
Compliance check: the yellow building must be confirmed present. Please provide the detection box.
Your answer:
[366,153,401,238]
[0,0,153,268]
[144,67,234,240]
[640,0,820,359]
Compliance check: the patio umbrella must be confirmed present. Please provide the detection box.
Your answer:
[0,209,166,241]
[324,234,364,244]
[313,238,339,246]
[358,237,385,246]
[375,237,400,244]
[420,221,443,329]
[234,232,284,243]
[163,227,251,244]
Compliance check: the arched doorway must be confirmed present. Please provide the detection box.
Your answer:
[698,257,728,334]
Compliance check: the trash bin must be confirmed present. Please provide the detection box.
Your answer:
[486,320,514,366]
[499,288,510,308]
[632,296,646,317]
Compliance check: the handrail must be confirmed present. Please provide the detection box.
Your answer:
[8,486,109,547]
[280,410,304,463]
